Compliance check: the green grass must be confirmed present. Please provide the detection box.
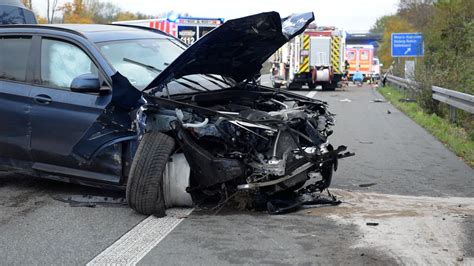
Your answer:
[378,86,474,167]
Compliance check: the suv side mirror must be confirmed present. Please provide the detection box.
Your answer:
[70,74,101,93]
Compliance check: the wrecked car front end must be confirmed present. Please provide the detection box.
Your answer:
[141,87,353,201]
[118,11,353,214]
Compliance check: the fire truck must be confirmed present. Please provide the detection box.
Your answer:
[271,25,346,91]
[113,16,224,45]
[345,44,375,81]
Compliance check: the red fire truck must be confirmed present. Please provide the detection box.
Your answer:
[113,16,224,45]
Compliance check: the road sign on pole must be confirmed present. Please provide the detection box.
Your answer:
[391,33,424,57]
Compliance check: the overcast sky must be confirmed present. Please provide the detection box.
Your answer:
[33,0,399,31]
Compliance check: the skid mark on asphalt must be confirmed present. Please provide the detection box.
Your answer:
[305,189,474,264]
[87,208,193,265]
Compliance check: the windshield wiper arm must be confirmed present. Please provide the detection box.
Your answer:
[123,58,163,73]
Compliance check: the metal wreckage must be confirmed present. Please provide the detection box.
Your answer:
[130,12,354,215]
[0,11,353,215]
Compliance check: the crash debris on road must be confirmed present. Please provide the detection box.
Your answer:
[305,189,474,264]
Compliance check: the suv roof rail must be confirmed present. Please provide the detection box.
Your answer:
[0,24,88,38]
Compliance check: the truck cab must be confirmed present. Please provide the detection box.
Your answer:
[0,0,37,25]
[271,25,346,91]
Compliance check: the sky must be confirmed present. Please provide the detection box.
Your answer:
[32,0,399,31]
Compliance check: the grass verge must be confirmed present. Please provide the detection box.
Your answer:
[378,86,473,167]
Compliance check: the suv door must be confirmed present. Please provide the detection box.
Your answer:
[0,35,35,163]
[29,37,112,172]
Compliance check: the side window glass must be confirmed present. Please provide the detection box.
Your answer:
[41,38,98,90]
[0,36,32,82]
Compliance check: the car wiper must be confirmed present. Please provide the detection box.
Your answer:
[180,77,210,91]
[123,58,163,73]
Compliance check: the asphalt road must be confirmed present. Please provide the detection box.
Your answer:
[0,80,473,264]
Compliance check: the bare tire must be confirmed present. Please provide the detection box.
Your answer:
[126,132,175,216]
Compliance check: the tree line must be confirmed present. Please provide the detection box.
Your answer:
[21,0,155,24]
[371,0,473,137]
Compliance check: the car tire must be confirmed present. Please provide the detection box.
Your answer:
[308,82,317,89]
[126,132,175,216]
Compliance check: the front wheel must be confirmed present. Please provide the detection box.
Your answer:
[126,132,175,215]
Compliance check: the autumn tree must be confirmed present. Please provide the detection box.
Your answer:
[370,15,393,35]
[372,0,473,135]
[423,0,474,94]
[87,1,120,24]
[61,0,93,24]
[398,0,435,30]
[377,16,416,68]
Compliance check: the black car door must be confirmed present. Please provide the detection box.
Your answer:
[0,35,35,163]
[29,37,111,171]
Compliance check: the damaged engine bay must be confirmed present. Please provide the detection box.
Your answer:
[140,84,354,213]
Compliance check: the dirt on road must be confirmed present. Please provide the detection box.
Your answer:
[305,189,474,264]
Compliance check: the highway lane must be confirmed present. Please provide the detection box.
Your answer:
[136,84,473,265]
[0,84,472,264]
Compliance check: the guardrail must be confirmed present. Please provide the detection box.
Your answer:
[385,74,474,122]
[386,75,419,91]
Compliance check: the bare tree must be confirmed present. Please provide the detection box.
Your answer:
[46,0,59,23]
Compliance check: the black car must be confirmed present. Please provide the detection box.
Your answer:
[0,0,37,24]
[0,12,351,215]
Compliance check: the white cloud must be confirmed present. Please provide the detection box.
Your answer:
[31,0,399,31]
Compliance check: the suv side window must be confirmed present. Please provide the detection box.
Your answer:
[40,38,99,90]
[0,36,32,82]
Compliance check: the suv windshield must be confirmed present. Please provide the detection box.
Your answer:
[97,38,232,94]
[97,38,183,90]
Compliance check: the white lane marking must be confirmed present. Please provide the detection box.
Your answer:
[87,208,193,266]
[306,91,317,98]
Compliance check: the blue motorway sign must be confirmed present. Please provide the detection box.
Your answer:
[391,33,424,57]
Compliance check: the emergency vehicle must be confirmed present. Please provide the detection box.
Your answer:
[113,16,223,45]
[271,25,346,91]
[345,44,375,80]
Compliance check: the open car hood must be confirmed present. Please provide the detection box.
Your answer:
[143,11,314,92]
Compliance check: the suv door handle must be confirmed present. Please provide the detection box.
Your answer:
[33,94,52,105]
